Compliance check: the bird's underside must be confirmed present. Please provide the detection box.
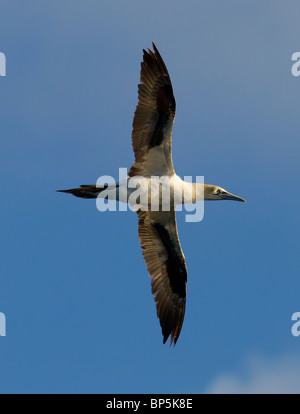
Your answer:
[59,43,187,346]
[59,43,246,346]
[129,44,187,345]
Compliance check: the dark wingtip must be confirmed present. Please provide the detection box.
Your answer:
[163,333,178,347]
[170,336,178,348]
[152,42,158,53]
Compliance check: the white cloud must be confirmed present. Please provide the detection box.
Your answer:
[206,353,300,394]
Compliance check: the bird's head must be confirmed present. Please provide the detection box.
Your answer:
[204,185,246,202]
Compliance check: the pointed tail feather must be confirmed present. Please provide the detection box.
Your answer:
[57,184,108,199]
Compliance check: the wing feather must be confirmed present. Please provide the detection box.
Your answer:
[129,43,176,177]
[137,210,187,346]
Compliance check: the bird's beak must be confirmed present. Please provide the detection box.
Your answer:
[221,191,246,202]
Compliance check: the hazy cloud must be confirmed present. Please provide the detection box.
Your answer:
[206,353,300,394]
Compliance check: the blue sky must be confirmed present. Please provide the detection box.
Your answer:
[1,1,300,394]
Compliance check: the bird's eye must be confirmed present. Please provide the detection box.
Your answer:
[216,189,221,194]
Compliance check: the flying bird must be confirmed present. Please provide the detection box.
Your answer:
[59,43,245,346]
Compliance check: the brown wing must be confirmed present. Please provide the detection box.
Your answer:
[137,210,187,346]
[129,43,176,177]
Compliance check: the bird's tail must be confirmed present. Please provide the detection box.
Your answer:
[57,184,108,199]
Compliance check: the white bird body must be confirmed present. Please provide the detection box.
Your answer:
[97,174,204,210]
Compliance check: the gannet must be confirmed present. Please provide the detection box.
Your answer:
[59,43,245,346]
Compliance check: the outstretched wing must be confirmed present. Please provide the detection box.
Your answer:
[137,210,187,346]
[129,43,176,177]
